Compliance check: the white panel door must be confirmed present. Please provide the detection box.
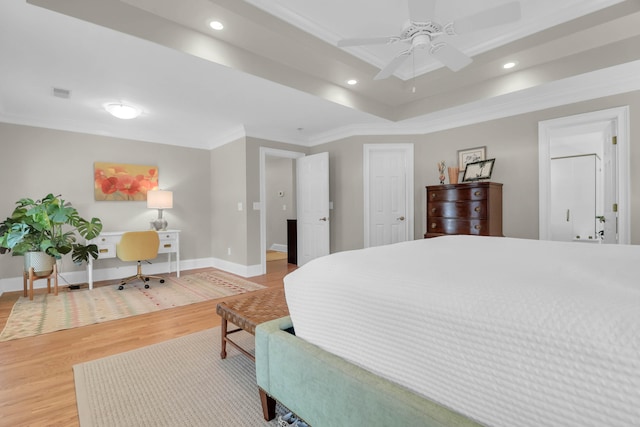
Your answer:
[296,152,329,266]
[368,149,408,246]
[550,157,574,242]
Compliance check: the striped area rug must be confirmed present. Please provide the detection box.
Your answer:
[73,328,288,426]
[0,271,265,341]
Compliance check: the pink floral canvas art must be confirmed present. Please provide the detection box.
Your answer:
[94,162,159,201]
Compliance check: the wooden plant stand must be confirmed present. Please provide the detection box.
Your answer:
[23,264,58,301]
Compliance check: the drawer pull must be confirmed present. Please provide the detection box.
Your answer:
[474,191,482,196]
[474,206,481,212]
[99,248,109,253]
[101,238,106,242]
[431,223,437,229]
[431,208,436,213]
[164,244,172,248]
[474,224,481,230]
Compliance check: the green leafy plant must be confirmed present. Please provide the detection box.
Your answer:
[0,193,103,264]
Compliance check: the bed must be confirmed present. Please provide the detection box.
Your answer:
[256,235,640,427]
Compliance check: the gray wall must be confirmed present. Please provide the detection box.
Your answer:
[1,89,639,280]
[0,122,211,279]
[210,138,248,265]
[309,90,640,252]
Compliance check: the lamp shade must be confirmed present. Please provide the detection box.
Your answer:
[147,190,173,209]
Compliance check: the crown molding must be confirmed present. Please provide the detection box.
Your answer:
[301,60,640,147]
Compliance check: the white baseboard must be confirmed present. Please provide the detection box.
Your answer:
[0,257,262,294]
[269,244,287,253]
[211,258,262,278]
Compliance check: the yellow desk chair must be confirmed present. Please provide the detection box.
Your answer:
[115,230,165,290]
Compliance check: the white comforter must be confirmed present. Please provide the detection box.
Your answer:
[284,236,640,427]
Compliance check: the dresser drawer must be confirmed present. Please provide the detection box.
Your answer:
[428,200,487,219]
[428,218,489,235]
[428,187,488,202]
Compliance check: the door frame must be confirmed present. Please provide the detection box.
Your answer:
[259,147,305,274]
[363,144,414,248]
[538,106,630,243]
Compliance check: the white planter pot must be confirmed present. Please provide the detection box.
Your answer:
[24,252,56,276]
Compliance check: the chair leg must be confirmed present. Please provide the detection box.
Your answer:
[117,261,165,289]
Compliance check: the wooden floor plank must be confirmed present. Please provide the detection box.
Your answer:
[0,260,295,426]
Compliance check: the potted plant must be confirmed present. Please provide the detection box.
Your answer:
[0,193,103,276]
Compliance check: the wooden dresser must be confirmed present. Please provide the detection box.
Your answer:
[425,182,503,238]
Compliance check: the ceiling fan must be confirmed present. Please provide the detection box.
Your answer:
[337,0,522,80]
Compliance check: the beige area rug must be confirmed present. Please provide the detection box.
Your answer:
[74,327,287,427]
[0,271,265,341]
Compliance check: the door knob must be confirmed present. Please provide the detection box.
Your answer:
[319,217,328,221]
[397,216,405,221]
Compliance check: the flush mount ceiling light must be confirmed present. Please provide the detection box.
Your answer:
[209,20,224,30]
[104,103,141,120]
[347,79,358,85]
[503,61,518,69]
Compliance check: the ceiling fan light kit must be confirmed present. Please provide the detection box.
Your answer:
[337,0,522,80]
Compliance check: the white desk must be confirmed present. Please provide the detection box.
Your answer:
[86,230,180,289]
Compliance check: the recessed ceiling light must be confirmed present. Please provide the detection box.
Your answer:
[503,61,518,69]
[347,79,358,85]
[104,103,141,120]
[209,21,224,30]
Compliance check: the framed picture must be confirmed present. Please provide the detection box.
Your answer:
[462,158,496,182]
[457,146,486,170]
[94,162,159,201]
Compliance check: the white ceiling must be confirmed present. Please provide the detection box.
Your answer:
[0,0,638,150]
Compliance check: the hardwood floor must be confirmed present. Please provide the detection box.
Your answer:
[0,260,296,427]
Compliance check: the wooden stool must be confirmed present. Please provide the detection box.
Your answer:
[23,264,58,301]
[216,288,289,361]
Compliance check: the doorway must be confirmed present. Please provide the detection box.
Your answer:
[538,106,630,244]
[259,148,305,274]
[265,156,295,270]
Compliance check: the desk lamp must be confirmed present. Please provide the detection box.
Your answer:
[147,190,173,231]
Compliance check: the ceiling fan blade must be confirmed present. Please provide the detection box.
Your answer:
[430,43,472,71]
[453,1,521,34]
[337,37,397,47]
[408,0,437,22]
[374,51,412,80]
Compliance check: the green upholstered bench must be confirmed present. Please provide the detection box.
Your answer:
[256,316,483,427]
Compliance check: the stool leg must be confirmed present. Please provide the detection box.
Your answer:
[47,277,51,294]
[23,272,28,298]
[220,317,227,359]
